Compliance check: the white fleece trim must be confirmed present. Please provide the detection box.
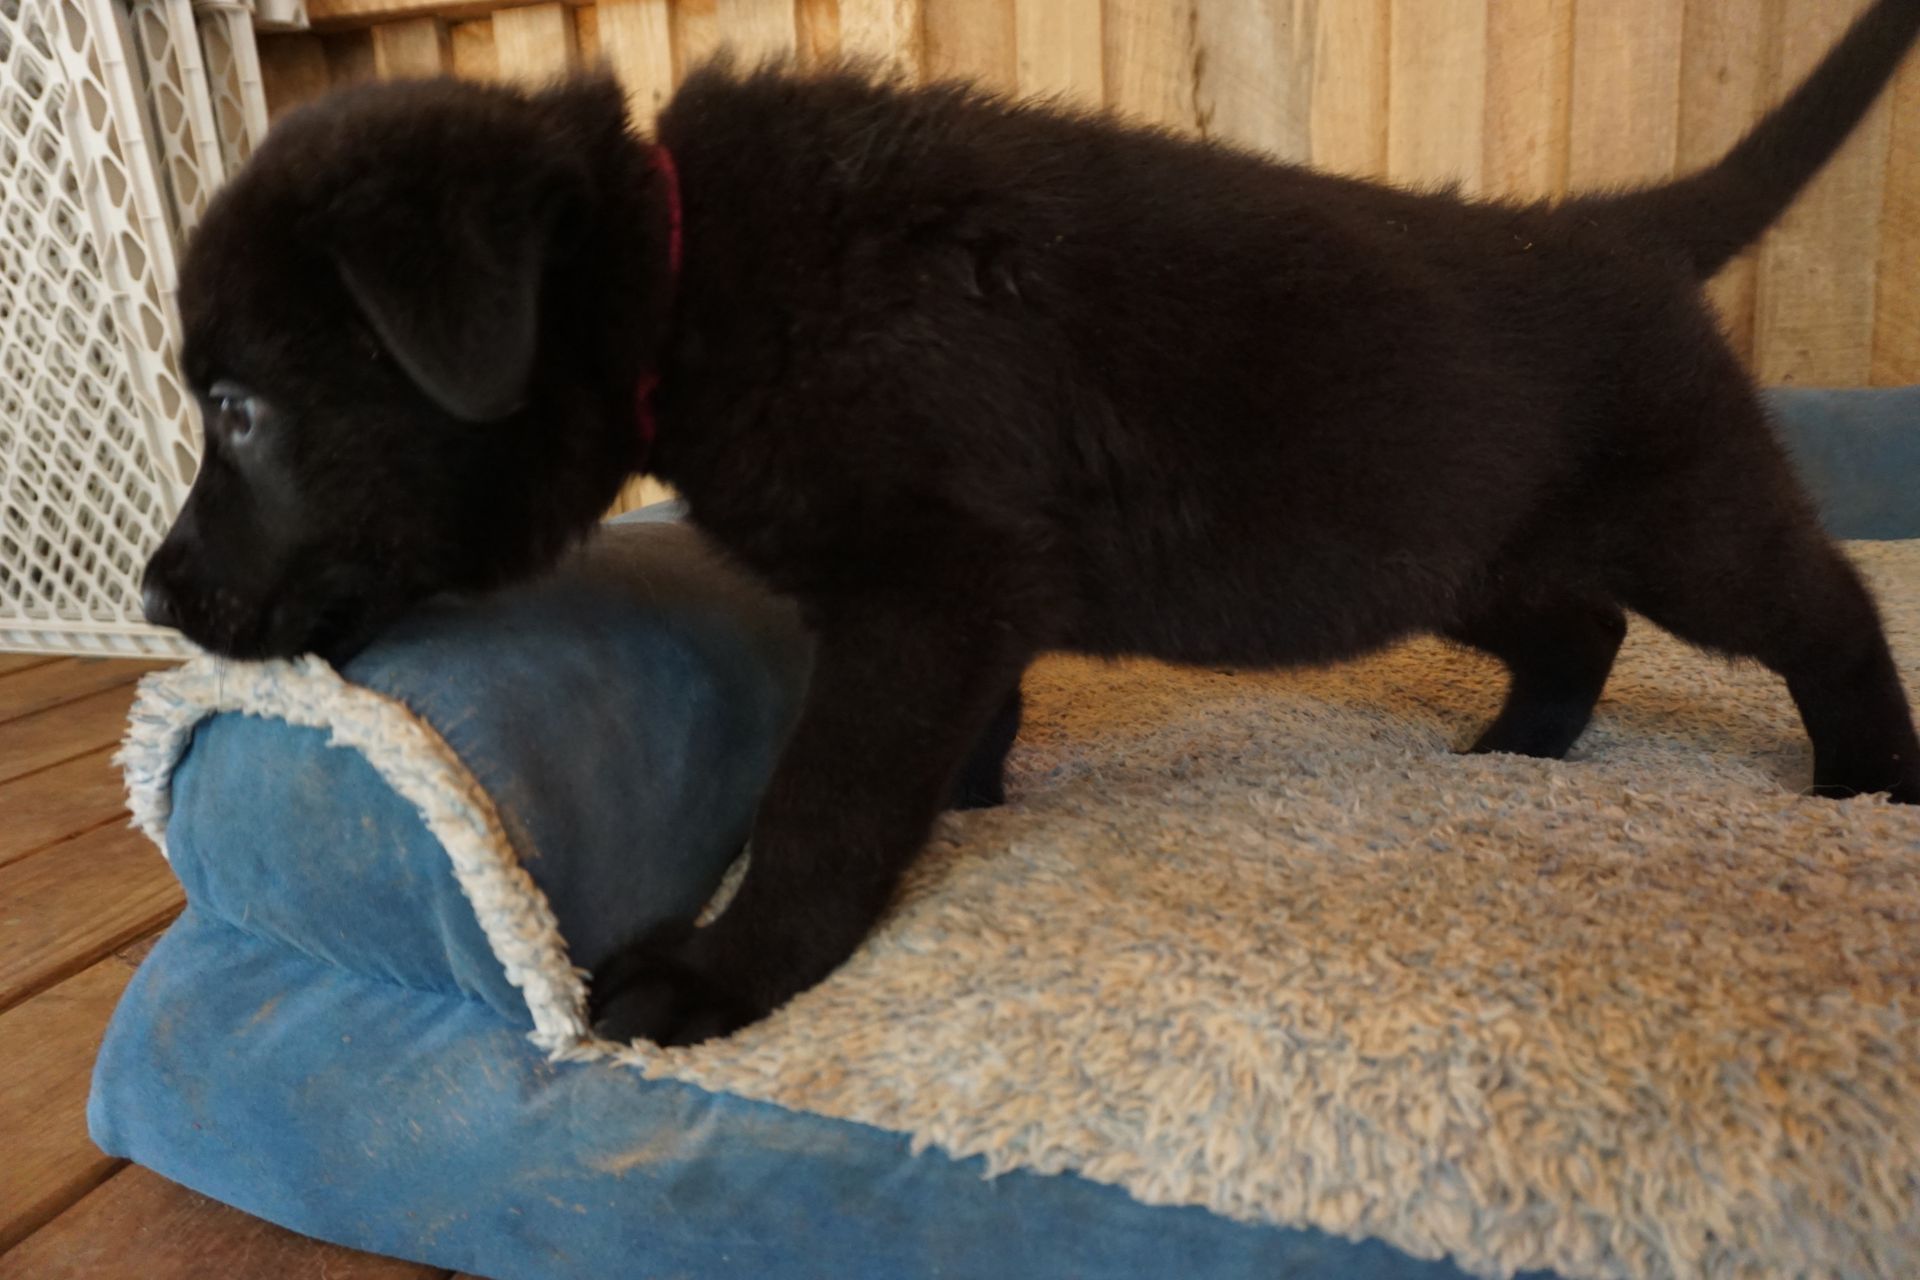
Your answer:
[116,654,592,1053]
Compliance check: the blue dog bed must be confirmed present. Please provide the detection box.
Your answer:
[90,389,1920,1280]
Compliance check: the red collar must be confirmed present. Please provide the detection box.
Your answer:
[635,143,683,463]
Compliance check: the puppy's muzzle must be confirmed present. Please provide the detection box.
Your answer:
[140,577,179,630]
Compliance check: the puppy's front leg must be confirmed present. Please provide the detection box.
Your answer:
[590,595,1028,1047]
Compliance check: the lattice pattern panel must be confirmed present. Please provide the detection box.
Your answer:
[125,0,224,236]
[193,1,265,171]
[1,0,198,655]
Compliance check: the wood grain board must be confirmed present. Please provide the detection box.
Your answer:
[598,0,674,120]
[1678,0,1777,363]
[257,34,333,117]
[0,749,125,871]
[308,0,535,26]
[831,0,924,70]
[0,660,163,729]
[669,0,721,76]
[577,3,600,63]
[372,15,452,74]
[1307,0,1388,179]
[0,960,139,1250]
[450,16,500,76]
[1387,0,1488,192]
[1483,0,1570,198]
[1101,0,1192,132]
[0,660,150,852]
[1566,0,1683,189]
[0,822,182,1014]
[0,1167,449,1279]
[1191,0,1311,161]
[1873,37,1920,385]
[925,0,1013,89]
[1015,0,1103,107]
[0,684,147,785]
[1753,0,1890,385]
[494,2,580,82]
[326,27,378,84]
[714,0,796,64]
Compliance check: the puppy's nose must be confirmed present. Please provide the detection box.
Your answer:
[141,579,179,629]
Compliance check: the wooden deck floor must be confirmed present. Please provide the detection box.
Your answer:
[0,655,483,1279]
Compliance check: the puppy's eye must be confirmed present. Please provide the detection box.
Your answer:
[208,381,262,445]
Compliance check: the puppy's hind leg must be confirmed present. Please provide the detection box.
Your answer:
[1627,526,1920,802]
[1619,389,1920,803]
[1448,590,1627,759]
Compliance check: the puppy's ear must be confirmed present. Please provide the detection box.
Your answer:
[332,187,571,423]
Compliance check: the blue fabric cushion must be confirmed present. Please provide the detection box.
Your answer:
[1767,385,1920,539]
[92,513,1507,1280]
[157,515,808,1022]
[95,910,1493,1280]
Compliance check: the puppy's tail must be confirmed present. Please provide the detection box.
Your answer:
[1603,0,1920,278]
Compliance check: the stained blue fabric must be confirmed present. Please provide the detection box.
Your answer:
[167,714,520,1012]
[91,390,1919,1280]
[335,516,810,983]
[1766,385,1920,540]
[92,910,1512,1280]
[162,517,809,1020]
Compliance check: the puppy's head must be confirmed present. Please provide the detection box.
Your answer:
[143,75,664,661]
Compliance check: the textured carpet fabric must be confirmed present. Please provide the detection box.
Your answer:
[602,540,1920,1280]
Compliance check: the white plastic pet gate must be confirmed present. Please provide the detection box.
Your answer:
[0,0,296,655]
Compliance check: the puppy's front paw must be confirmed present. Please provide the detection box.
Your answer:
[588,927,762,1047]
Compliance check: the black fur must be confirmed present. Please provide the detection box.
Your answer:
[146,0,1920,1045]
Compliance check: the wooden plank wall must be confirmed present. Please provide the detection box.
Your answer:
[257,0,1919,386]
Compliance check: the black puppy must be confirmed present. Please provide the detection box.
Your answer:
[146,0,1920,1045]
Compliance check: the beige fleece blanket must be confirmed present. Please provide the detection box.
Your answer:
[606,541,1920,1280]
